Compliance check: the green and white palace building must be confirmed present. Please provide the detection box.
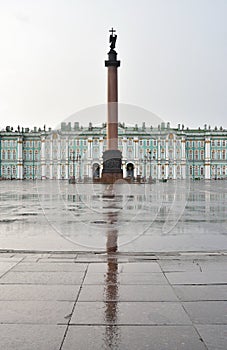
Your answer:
[0,122,227,181]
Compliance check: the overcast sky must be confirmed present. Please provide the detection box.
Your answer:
[0,0,226,130]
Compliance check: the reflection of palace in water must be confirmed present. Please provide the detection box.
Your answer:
[0,122,227,180]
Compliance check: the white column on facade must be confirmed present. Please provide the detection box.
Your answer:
[41,136,46,179]
[88,138,92,159]
[122,137,127,159]
[165,139,169,160]
[134,138,139,159]
[165,138,169,179]
[57,136,61,179]
[205,137,211,179]
[17,137,23,179]
[157,138,161,161]
[157,138,161,179]
[99,138,103,158]
[65,137,69,180]
[50,137,53,179]
[173,138,176,179]
[181,137,186,179]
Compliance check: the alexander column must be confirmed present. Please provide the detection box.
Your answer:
[102,28,123,183]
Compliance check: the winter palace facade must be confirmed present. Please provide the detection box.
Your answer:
[0,122,227,181]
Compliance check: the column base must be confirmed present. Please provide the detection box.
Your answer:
[101,150,123,184]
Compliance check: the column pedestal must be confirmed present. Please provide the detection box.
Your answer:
[102,150,123,183]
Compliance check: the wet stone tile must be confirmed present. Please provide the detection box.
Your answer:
[0,324,66,350]
[79,285,178,302]
[120,262,162,273]
[0,284,80,301]
[158,259,203,272]
[165,271,227,285]
[183,301,227,324]
[0,271,85,285]
[0,262,18,271]
[83,272,168,285]
[0,300,74,324]
[173,285,227,301]
[196,325,227,350]
[62,325,206,350]
[198,259,227,272]
[70,302,191,325]
[13,262,87,272]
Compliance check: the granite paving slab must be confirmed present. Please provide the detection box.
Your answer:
[70,301,191,325]
[62,325,206,350]
[79,284,178,302]
[165,271,227,285]
[173,285,227,301]
[13,262,87,272]
[83,272,168,285]
[0,300,74,324]
[0,284,80,301]
[0,271,85,285]
[0,324,66,350]
[87,261,162,273]
[196,325,227,350]
[183,301,227,324]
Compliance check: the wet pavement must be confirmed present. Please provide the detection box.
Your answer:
[0,181,226,348]
[0,180,226,252]
[0,252,226,349]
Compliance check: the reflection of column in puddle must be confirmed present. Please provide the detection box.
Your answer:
[104,210,120,348]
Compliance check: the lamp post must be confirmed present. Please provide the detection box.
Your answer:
[69,150,76,184]
[76,154,82,182]
[144,151,155,183]
[69,151,82,184]
[142,155,147,181]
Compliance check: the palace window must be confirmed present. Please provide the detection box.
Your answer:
[13,150,16,160]
[177,165,181,176]
[201,150,204,160]
[211,150,215,160]
[217,150,221,160]
[195,166,199,177]
[35,150,39,161]
[7,150,11,160]
[195,150,198,160]
[223,150,226,160]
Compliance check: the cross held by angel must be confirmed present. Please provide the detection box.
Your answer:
[109,27,117,50]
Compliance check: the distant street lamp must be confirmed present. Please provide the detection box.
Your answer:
[76,154,82,181]
[144,151,155,182]
[69,151,81,183]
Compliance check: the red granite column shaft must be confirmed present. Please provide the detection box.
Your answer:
[107,66,118,150]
